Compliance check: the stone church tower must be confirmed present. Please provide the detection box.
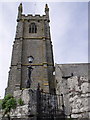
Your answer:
[6,3,55,95]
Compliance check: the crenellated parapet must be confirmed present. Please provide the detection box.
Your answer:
[17,3,50,22]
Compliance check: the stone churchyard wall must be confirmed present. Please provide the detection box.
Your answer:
[0,89,37,120]
[0,88,64,120]
[68,76,90,118]
[12,89,37,119]
[55,63,90,119]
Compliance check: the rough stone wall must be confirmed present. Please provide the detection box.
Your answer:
[13,89,37,119]
[12,89,37,119]
[68,76,90,118]
[1,89,63,120]
[55,63,90,119]
[0,89,37,120]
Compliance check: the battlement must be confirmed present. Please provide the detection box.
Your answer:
[19,14,47,21]
[17,3,49,21]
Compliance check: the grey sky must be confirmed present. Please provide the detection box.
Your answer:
[0,2,88,98]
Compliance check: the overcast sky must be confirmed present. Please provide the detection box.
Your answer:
[0,1,88,98]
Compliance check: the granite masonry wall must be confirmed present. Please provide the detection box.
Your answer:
[55,63,90,119]
[0,89,37,120]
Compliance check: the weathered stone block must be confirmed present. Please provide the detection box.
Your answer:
[10,89,37,119]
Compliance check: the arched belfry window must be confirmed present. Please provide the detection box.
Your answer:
[29,23,37,33]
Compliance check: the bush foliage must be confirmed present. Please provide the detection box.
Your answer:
[18,98,24,106]
[0,99,2,109]
[2,94,17,119]
[2,94,17,110]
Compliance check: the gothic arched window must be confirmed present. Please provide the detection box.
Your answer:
[29,23,37,33]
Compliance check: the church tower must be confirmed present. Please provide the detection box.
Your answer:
[6,3,55,95]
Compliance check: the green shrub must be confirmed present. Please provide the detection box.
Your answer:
[2,94,17,119]
[2,94,14,109]
[18,98,24,106]
[0,99,2,109]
